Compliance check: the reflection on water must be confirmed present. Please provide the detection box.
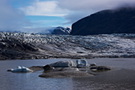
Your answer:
[0,58,135,90]
[0,59,73,90]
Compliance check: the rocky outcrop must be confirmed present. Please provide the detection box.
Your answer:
[43,65,54,72]
[71,7,135,35]
[39,60,111,78]
[39,60,93,78]
[90,66,111,72]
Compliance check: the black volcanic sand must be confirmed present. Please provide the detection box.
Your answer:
[39,70,93,78]
[77,58,135,90]
[29,66,43,71]
[71,69,135,90]
[30,58,135,80]
[29,66,94,78]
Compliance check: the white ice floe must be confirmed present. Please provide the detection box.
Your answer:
[8,66,33,73]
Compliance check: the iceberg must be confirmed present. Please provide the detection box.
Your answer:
[7,66,33,73]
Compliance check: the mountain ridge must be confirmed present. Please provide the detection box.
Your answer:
[71,7,135,35]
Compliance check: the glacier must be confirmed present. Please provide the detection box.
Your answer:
[0,32,135,60]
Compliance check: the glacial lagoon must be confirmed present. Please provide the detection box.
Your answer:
[0,58,135,90]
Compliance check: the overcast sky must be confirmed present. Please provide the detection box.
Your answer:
[0,0,135,33]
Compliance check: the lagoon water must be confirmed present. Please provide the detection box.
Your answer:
[0,58,135,90]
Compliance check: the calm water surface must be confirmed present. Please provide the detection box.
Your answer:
[0,58,135,90]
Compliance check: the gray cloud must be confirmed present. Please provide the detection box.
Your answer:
[58,0,135,11]
[1,0,135,32]
[64,11,92,24]
[57,0,135,23]
[0,0,29,31]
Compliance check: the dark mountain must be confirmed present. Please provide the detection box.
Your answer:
[71,8,135,35]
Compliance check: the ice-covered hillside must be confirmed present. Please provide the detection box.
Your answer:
[0,32,135,60]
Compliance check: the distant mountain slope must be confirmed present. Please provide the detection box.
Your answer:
[37,27,70,35]
[71,8,135,35]
[51,27,70,35]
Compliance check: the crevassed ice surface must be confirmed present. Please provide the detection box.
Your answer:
[0,32,135,57]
